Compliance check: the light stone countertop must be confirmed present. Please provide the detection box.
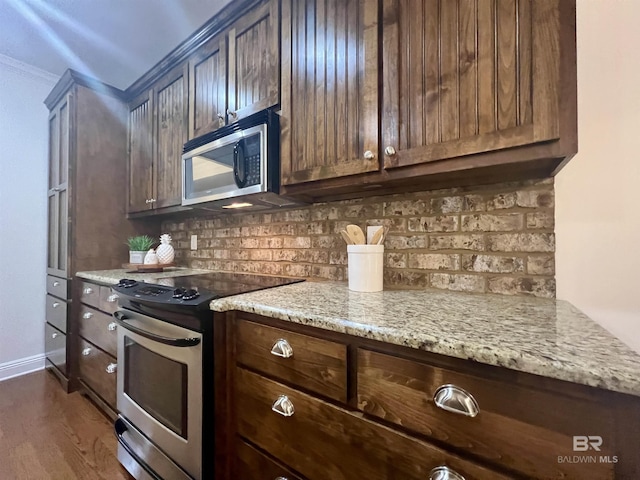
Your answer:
[76,267,212,285]
[210,281,640,398]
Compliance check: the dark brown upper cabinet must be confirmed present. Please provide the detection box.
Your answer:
[128,64,188,214]
[280,0,576,201]
[280,0,379,185]
[188,0,280,140]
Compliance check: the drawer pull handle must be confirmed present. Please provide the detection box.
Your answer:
[52,302,60,308]
[52,281,60,287]
[429,466,466,480]
[83,312,93,319]
[108,322,117,331]
[82,347,91,356]
[433,384,479,418]
[106,363,117,374]
[275,477,289,480]
[270,338,293,358]
[272,395,295,417]
[107,294,119,303]
[51,332,59,339]
[83,287,93,295]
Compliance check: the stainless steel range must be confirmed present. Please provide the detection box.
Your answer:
[111,272,304,480]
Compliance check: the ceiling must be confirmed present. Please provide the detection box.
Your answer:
[0,0,232,89]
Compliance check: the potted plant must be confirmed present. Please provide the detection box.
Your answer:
[126,235,155,264]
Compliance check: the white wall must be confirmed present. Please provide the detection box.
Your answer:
[0,55,58,380]
[556,1,640,352]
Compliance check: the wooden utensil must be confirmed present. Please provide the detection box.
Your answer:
[340,230,355,245]
[346,224,366,245]
[370,227,384,245]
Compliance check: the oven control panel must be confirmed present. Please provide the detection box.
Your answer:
[113,279,214,306]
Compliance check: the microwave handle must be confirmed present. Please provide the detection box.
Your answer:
[233,138,248,188]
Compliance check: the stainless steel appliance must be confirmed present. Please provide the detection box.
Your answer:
[181,108,302,211]
[112,273,304,480]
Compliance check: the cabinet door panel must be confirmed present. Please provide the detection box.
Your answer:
[281,0,379,185]
[128,92,154,213]
[228,0,280,120]
[188,35,227,139]
[154,66,187,208]
[382,0,560,170]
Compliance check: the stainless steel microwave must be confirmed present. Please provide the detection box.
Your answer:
[182,109,300,211]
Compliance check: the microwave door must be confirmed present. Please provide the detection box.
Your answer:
[184,142,236,200]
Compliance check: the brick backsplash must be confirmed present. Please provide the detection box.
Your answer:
[162,178,556,298]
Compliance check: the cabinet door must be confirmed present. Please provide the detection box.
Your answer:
[153,64,188,209]
[128,90,154,213]
[47,93,71,277]
[227,0,280,121]
[188,34,227,139]
[280,0,379,185]
[381,0,561,170]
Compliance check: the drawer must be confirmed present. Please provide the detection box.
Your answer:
[78,305,117,357]
[236,319,347,402]
[45,323,67,374]
[99,285,120,314]
[80,281,101,309]
[357,349,616,480]
[236,440,304,480]
[235,367,510,480]
[46,275,68,299]
[78,337,117,410]
[45,294,67,333]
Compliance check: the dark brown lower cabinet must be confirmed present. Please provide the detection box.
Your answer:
[228,313,640,480]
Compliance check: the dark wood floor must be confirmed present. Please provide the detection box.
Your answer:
[0,369,132,480]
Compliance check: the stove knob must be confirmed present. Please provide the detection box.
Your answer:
[182,289,200,301]
[172,288,187,298]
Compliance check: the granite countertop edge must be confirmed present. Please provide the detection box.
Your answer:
[210,284,640,398]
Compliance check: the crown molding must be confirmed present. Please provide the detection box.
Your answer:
[0,54,59,85]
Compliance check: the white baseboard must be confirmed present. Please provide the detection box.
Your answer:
[0,354,46,382]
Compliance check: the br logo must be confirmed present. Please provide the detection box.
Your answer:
[573,436,603,452]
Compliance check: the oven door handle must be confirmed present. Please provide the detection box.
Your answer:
[114,418,164,480]
[113,311,201,347]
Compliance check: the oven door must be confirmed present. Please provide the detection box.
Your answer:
[114,309,202,480]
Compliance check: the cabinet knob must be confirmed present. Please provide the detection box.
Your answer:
[52,302,60,308]
[107,294,119,303]
[83,287,93,295]
[52,281,60,287]
[217,112,224,120]
[433,384,479,417]
[52,187,62,192]
[271,395,295,417]
[150,198,156,203]
[145,199,150,204]
[108,322,117,332]
[106,363,117,374]
[384,145,397,156]
[226,109,237,120]
[82,347,91,356]
[51,332,59,339]
[429,466,466,480]
[275,477,289,480]
[270,338,293,358]
[363,150,375,160]
[82,312,93,319]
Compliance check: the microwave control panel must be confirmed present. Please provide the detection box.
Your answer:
[244,135,261,186]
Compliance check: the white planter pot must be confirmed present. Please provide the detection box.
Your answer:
[129,251,146,264]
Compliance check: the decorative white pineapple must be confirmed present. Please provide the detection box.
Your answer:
[156,233,175,264]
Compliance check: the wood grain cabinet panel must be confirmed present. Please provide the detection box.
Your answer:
[80,280,101,309]
[280,0,379,185]
[99,285,120,314]
[78,306,118,357]
[357,349,615,479]
[77,337,117,410]
[236,367,510,480]
[127,90,154,213]
[228,0,280,121]
[45,294,68,333]
[45,323,67,374]
[381,0,564,170]
[188,34,227,139]
[236,318,348,402]
[153,64,188,209]
[236,440,304,480]
[46,275,68,299]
